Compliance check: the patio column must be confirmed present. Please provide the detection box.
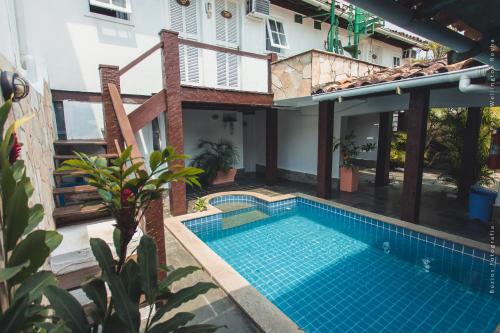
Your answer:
[99,65,122,155]
[458,107,483,201]
[266,107,278,185]
[160,29,187,216]
[401,88,430,223]
[316,100,335,199]
[375,112,393,186]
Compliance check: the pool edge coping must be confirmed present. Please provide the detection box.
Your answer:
[165,190,498,333]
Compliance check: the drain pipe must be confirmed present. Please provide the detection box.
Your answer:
[458,75,500,94]
[344,0,500,70]
[313,66,490,102]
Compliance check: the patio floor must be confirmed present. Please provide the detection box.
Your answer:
[186,169,499,245]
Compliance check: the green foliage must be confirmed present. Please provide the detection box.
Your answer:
[193,197,208,212]
[0,99,62,331]
[49,146,224,332]
[333,130,377,169]
[190,139,239,184]
[390,132,406,168]
[426,107,500,187]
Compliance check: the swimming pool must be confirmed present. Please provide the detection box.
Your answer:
[183,194,500,333]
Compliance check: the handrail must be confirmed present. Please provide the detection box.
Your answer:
[119,42,163,76]
[179,38,269,60]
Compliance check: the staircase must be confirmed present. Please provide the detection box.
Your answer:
[52,139,116,226]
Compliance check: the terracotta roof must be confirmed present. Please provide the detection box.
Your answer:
[313,58,481,94]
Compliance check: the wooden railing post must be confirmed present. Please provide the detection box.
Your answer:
[99,65,123,154]
[268,53,278,94]
[159,30,187,216]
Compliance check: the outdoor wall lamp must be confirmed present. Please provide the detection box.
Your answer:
[1,71,29,102]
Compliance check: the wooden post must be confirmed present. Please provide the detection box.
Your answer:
[375,112,393,186]
[316,100,335,199]
[401,88,430,223]
[266,108,278,185]
[99,65,123,154]
[159,30,187,216]
[458,107,483,201]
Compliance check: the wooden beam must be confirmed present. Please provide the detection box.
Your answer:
[128,90,167,133]
[180,86,273,107]
[401,88,430,223]
[316,100,335,199]
[119,42,163,76]
[51,89,151,104]
[179,39,268,60]
[375,112,393,186]
[266,108,278,185]
[458,107,483,201]
[107,83,143,161]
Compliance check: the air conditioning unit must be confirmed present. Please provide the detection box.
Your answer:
[246,0,270,19]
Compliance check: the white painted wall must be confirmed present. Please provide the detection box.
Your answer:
[183,109,245,169]
[343,113,380,161]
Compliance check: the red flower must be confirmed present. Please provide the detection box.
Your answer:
[9,133,22,164]
[121,188,134,205]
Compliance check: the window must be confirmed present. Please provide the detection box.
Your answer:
[294,14,303,24]
[89,0,131,20]
[266,19,289,49]
[403,49,417,59]
[393,56,401,67]
[266,27,281,53]
[314,21,322,30]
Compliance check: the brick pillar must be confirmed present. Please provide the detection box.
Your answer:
[316,100,335,199]
[375,112,393,186]
[458,107,482,201]
[401,88,430,223]
[99,65,122,154]
[145,198,165,269]
[266,108,278,185]
[160,30,187,216]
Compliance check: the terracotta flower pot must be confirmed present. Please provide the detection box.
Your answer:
[211,168,237,185]
[340,166,359,192]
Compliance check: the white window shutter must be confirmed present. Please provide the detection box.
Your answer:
[215,0,238,47]
[216,52,228,87]
[186,46,200,83]
[185,0,198,37]
[215,0,226,43]
[227,54,239,87]
[226,1,238,45]
[169,0,184,33]
[179,44,187,83]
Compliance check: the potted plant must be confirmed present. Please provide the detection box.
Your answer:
[334,130,376,192]
[191,139,239,185]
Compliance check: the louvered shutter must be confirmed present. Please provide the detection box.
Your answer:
[215,0,239,88]
[168,0,200,84]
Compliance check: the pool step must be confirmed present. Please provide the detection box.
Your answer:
[222,209,269,230]
[215,202,254,213]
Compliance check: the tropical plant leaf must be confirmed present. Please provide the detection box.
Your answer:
[0,295,29,333]
[0,261,29,282]
[173,324,226,333]
[13,271,57,302]
[151,282,217,324]
[149,151,162,171]
[158,266,200,292]
[90,238,140,332]
[24,204,44,235]
[81,278,107,322]
[8,230,62,284]
[44,285,90,333]
[148,312,195,333]
[120,259,142,304]
[138,235,158,305]
[4,179,30,251]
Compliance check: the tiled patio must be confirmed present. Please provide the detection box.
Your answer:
[186,169,498,245]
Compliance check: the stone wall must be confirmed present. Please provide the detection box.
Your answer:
[0,55,57,231]
[272,49,384,100]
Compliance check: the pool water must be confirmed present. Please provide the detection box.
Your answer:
[191,200,500,333]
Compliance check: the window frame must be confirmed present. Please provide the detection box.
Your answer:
[266,18,290,50]
[393,56,401,67]
[89,0,132,14]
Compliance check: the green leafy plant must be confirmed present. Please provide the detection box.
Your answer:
[45,147,225,332]
[0,99,63,332]
[333,130,377,169]
[193,197,208,212]
[190,139,239,184]
[390,131,406,168]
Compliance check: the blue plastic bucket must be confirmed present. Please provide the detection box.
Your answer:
[469,186,497,222]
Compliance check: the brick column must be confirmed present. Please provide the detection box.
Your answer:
[99,65,122,154]
[401,88,430,223]
[145,198,165,269]
[375,112,393,186]
[266,108,278,185]
[316,100,335,199]
[160,30,187,216]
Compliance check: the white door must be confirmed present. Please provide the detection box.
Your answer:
[168,0,201,84]
[214,0,240,88]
